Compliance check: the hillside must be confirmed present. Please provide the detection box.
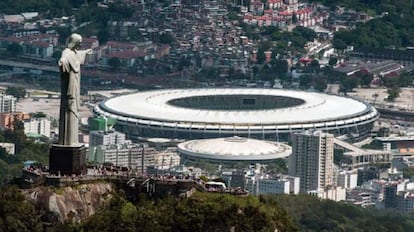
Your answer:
[2,184,414,232]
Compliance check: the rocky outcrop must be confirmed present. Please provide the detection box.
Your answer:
[24,182,114,223]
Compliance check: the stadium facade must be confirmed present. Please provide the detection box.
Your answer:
[93,88,379,142]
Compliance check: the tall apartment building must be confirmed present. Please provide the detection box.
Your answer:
[289,130,334,192]
[384,181,406,208]
[337,170,358,189]
[246,175,300,195]
[23,117,51,137]
[89,130,126,146]
[89,143,155,174]
[154,147,181,170]
[0,112,30,130]
[0,95,17,113]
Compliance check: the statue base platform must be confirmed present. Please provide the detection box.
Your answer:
[49,144,87,175]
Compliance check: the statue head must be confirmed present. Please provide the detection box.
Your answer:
[67,33,82,50]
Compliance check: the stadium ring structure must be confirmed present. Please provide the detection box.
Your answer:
[93,88,379,142]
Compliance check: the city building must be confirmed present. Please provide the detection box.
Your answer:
[357,166,382,186]
[88,117,117,131]
[0,142,15,155]
[309,186,346,202]
[154,147,181,170]
[23,117,51,137]
[337,170,358,189]
[177,136,291,164]
[246,175,300,195]
[384,181,406,208]
[289,130,334,192]
[89,130,126,146]
[0,112,30,130]
[0,95,17,113]
[396,191,414,213]
[88,143,156,174]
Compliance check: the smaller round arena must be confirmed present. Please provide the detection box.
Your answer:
[177,136,291,163]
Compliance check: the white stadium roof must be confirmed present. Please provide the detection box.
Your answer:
[177,136,291,161]
[100,88,372,125]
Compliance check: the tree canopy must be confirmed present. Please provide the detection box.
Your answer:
[5,86,26,100]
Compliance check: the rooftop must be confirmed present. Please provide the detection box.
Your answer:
[177,136,291,161]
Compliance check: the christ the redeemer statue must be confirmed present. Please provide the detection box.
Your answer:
[58,33,92,146]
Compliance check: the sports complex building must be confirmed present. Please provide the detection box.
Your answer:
[177,136,291,164]
[93,88,379,142]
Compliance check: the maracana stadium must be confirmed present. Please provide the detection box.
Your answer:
[93,88,379,142]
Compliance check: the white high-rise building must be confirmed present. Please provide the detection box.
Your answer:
[0,95,16,113]
[23,118,51,137]
[89,143,155,174]
[154,147,181,170]
[89,130,126,146]
[246,175,300,195]
[289,130,334,192]
[337,170,358,189]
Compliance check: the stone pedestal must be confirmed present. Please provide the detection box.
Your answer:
[49,144,87,175]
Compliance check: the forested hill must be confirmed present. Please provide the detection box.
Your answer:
[310,0,414,49]
[2,186,414,232]
[310,0,414,14]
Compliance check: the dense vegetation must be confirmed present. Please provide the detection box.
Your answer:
[333,14,414,49]
[2,185,414,232]
[310,0,414,14]
[79,192,297,232]
[0,186,43,232]
[318,0,414,49]
[0,120,49,185]
[0,0,85,16]
[263,194,414,232]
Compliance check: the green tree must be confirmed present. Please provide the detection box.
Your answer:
[7,43,23,56]
[314,76,328,92]
[293,26,317,42]
[403,166,414,178]
[340,76,359,93]
[0,186,43,231]
[328,57,338,66]
[52,50,62,61]
[97,29,109,45]
[332,38,347,50]
[5,86,26,100]
[108,57,121,69]
[159,33,175,45]
[271,59,289,75]
[256,48,266,64]
[29,112,47,118]
[386,87,400,101]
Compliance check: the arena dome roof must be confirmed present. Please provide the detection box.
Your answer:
[177,136,291,162]
[99,88,370,124]
[94,88,379,141]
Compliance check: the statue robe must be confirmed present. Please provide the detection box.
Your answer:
[58,48,88,146]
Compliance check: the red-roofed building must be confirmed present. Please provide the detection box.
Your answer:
[279,10,292,17]
[250,1,264,15]
[0,36,53,58]
[27,34,58,46]
[0,112,30,130]
[82,37,99,49]
[24,41,53,58]
[102,50,147,68]
[106,41,137,52]
[243,14,254,24]
[267,0,283,9]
